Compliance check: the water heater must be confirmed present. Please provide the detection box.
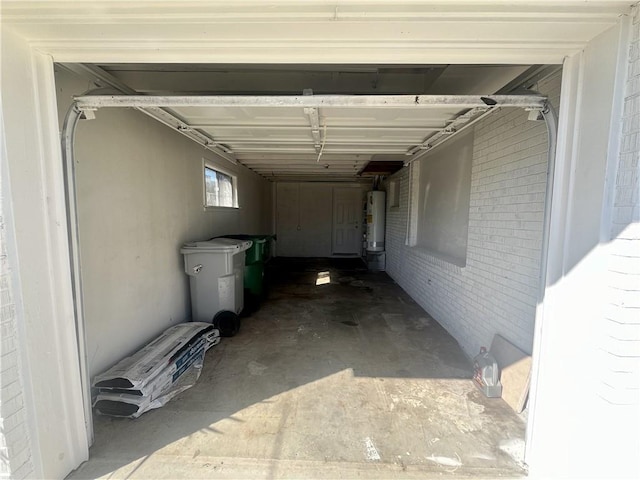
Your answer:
[366,191,386,252]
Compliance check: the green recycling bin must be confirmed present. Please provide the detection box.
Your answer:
[218,235,274,303]
[220,234,272,264]
[244,262,266,297]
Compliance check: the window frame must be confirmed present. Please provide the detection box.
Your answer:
[388,179,400,209]
[202,158,239,210]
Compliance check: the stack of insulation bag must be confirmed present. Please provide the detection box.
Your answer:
[92,322,220,418]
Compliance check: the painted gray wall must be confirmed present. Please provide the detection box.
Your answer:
[55,68,273,378]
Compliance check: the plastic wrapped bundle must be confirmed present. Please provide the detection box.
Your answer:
[93,322,220,418]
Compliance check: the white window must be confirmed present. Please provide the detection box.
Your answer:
[407,129,474,266]
[389,180,400,208]
[204,162,238,208]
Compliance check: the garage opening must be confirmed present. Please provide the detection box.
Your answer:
[55,63,561,478]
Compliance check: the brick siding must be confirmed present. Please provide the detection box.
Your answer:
[384,72,562,358]
[1,206,35,478]
[599,6,640,405]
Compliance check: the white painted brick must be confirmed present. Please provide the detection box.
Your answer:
[3,429,30,459]
[599,6,640,405]
[11,460,34,480]
[1,394,24,420]
[5,446,31,476]
[384,71,562,357]
[0,332,16,354]
[0,376,23,401]
[596,382,639,405]
[604,317,640,345]
[0,352,17,374]
[1,411,22,434]
[0,211,34,477]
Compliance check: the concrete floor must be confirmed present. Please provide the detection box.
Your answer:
[69,258,526,479]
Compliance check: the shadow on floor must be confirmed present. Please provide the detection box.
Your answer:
[68,258,526,479]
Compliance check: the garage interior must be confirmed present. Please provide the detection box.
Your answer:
[70,259,527,479]
[55,62,560,478]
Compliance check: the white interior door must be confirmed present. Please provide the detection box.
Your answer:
[332,187,362,255]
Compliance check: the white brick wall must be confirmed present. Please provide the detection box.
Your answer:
[1,212,34,479]
[384,72,562,357]
[599,6,640,405]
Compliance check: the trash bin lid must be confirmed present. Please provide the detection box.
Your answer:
[219,234,269,244]
[180,238,252,254]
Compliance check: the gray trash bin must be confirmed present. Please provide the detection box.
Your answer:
[180,238,252,336]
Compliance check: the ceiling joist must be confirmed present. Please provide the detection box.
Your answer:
[191,124,444,131]
[66,65,549,181]
[61,63,237,164]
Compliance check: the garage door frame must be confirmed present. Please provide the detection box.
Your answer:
[2,5,631,476]
[65,87,557,447]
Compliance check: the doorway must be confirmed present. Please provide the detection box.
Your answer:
[332,187,363,255]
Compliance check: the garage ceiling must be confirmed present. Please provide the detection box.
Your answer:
[63,63,557,182]
[5,0,625,182]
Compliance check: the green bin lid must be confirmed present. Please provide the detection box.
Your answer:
[218,234,274,244]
